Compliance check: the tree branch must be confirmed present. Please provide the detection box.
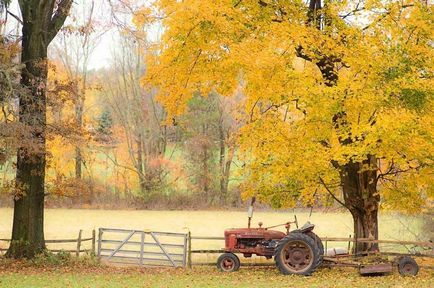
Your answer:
[362,4,414,31]
[339,1,364,20]
[319,176,351,210]
[249,97,260,122]
[233,0,242,8]
[6,9,23,25]
[47,0,73,42]
[258,0,268,7]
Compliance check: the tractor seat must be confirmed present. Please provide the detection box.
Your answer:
[297,221,315,233]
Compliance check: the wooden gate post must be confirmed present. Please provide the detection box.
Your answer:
[92,229,96,255]
[76,229,83,257]
[140,232,145,266]
[97,228,103,257]
[187,231,192,269]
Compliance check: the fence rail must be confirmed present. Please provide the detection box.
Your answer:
[0,229,96,256]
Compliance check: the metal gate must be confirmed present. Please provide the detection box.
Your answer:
[97,228,188,267]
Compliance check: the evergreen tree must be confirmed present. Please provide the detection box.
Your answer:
[96,110,113,137]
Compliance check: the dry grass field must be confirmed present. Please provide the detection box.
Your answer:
[0,208,426,254]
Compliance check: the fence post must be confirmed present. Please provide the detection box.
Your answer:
[348,235,351,253]
[187,231,192,269]
[140,232,145,266]
[91,229,96,255]
[76,229,83,257]
[97,228,103,258]
[183,233,188,268]
[354,236,358,254]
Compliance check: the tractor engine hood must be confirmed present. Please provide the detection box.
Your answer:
[225,228,286,240]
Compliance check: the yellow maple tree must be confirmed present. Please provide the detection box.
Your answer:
[136,0,433,250]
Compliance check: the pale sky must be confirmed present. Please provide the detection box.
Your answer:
[4,0,156,70]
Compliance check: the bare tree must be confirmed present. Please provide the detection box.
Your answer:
[181,92,240,205]
[102,28,168,195]
[51,0,103,183]
[217,96,241,204]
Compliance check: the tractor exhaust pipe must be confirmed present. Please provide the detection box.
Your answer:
[247,197,256,228]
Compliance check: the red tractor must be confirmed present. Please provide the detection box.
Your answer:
[217,198,324,275]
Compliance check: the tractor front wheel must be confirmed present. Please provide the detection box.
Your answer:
[274,232,321,276]
[217,253,240,272]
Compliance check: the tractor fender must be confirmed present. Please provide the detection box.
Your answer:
[292,221,315,234]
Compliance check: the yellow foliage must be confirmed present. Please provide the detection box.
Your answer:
[133,7,154,27]
[138,1,434,212]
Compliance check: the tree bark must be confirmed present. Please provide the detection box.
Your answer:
[7,0,73,259]
[340,156,380,253]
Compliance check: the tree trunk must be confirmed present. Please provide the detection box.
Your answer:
[203,147,210,199]
[75,85,83,180]
[75,128,82,205]
[218,121,226,203]
[351,208,379,253]
[219,136,235,205]
[7,21,48,258]
[303,0,381,251]
[75,147,82,179]
[340,156,380,253]
[7,0,73,259]
[75,95,84,201]
[136,134,147,194]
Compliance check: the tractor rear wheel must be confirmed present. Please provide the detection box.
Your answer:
[306,231,324,268]
[217,253,240,272]
[274,232,321,275]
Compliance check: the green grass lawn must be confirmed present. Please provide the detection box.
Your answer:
[0,266,433,288]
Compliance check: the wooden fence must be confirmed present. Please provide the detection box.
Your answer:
[0,229,96,256]
[187,234,434,268]
[1,230,432,269]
